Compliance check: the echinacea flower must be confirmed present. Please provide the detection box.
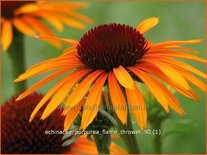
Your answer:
[1,0,92,51]
[15,17,206,131]
[65,135,126,154]
[1,93,68,153]
[1,93,124,154]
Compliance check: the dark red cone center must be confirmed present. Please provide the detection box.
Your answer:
[77,23,149,71]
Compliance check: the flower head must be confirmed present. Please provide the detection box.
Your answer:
[1,93,125,154]
[1,93,67,153]
[15,17,206,130]
[1,0,92,51]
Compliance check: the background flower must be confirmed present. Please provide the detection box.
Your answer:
[1,93,68,153]
[1,0,93,50]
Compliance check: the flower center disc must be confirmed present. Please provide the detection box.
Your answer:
[2,1,33,18]
[77,23,148,71]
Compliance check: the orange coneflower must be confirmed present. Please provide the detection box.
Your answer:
[1,93,125,154]
[65,135,126,154]
[1,0,92,51]
[1,93,69,153]
[15,17,206,130]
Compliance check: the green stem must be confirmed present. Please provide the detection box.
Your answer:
[151,121,162,153]
[115,113,140,154]
[7,29,26,93]
[93,134,110,154]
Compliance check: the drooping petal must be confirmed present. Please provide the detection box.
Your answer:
[129,67,184,114]
[178,69,206,92]
[159,84,185,115]
[141,59,191,91]
[57,9,93,24]
[129,67,169,112]
[108,72,127,124]
[64,101,82,130]
[29,68,91,122]
[57,14,85,29]
[136,62,198,100]
[125,84,147,129]
[65,70,104,108]
[142,56,206,79]
[21,15,60,48]
[1,20,13,51]
[42,11,85,29]
[41,73,85,120]
[33,11,64,31]
[136,17,159,34]
[80,73,108,130]
[12,18,36,35]
[113,65,134,89]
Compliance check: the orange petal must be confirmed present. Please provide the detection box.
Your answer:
[145,50,206,64]
[159,84,185,115]
[28,54,79,70]
[136,17,159,34]
[15,3,39,14]
[21,15,60,48]
[143,60,191,91]
[65,70,104,108]
[108,72,127,124]
[80,73,108,130]
[137,62,198,101]
[129,67,184,115]
[44,11,85,29]
[58,15,85,29]
[1,20,13,51]
[56,9,93,24]
[143,56,206,79]
[33,11,63,31]
[128,67,169,112]
[35,35,78,46]
[29,76,71,122]
[161,45,199,55]
[68,136,98,154]
[16,69,67,101]
[14,57,81,82]
[125,84,147,129]
[113,65,134,89]
[39,2,89,9]
[63,46,77,55]
[29,68,91,122]
[64,101,82,131]
[41,74,83,120]
[152,39,203,48]
[12,17,36,35]
[164,58,206,79]
[178,69,206,92]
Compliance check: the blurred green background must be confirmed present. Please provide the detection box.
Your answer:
[1,1,206,154]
